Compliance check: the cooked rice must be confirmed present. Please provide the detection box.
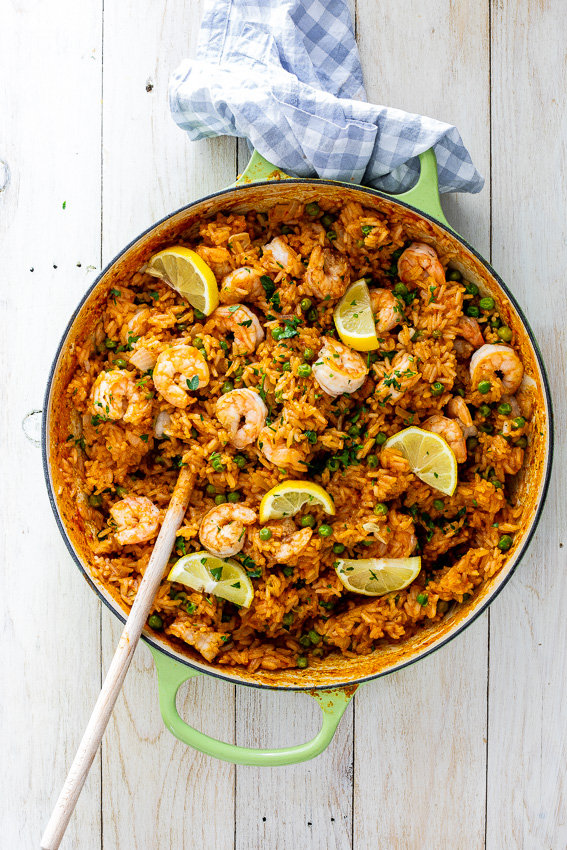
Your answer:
[58,200,531,672]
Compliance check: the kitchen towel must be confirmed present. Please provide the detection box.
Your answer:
[169,0,483,194]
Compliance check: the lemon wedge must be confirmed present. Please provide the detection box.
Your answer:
[383,426,458,496]
[333,279,380,351]
[168,551,254,608]
[259,481,335,523]
[335,556,421,596]
[146,246,219,315]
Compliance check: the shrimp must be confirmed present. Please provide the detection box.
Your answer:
[422,414,467,463]
[374,351,420,403]
[215,389,268,449]
[195,245,232,279]
[456,316,484,349]
[272,526,313,564]
[204,304,264,354]
[90,369,151,425]
[470,344,524,394]
[153,344,209,408]
[199,503,257,557]
[369,288,402,333]
[220,267,265,305]
[446,396,477,440]
[312,336,367,397]
[303,245,350,300]
[258,426,307,472]
[398,242,445,289]
[262,237,304,277]
[167,620,227,662]
[109,495,160,545]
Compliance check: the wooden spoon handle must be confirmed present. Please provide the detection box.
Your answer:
[40,467,194,850]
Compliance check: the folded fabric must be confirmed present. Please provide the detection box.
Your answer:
[169,0,484,194]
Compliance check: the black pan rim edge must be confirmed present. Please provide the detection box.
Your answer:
[41,177,555,694]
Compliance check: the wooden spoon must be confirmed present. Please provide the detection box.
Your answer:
[41,466,195,850]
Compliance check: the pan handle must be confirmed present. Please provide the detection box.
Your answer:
[235,148,450,228]
[149,646,357,766]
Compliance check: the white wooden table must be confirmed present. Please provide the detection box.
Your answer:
[2,1,565,847]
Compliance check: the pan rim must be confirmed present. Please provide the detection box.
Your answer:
[41,177,554,692]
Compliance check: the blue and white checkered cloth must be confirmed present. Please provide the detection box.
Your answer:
[169,0,484,194]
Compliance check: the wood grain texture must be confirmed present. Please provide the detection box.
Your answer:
[353,2,491,847]
[0,0,104,847]
[487,1,567,847]
[100,2,237,848]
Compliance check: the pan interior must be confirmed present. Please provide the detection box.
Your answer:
[45,180,552,690]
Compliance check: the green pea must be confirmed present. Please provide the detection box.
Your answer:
[89,494,102,508]
[478,404,491,417]
[497,326,513,342]
[305,202,320,216]
[193,336,204,349]
[190,428,198,439]
[259,527,272,541]
[467,305,480,318]
[281,225,293,235]
[214,494,227,505]
[333,543,345,554]
[466,436,479,451]
[490,317,502,329]
[349,425,360,438]
[271,327,283,341]
[283,566,294,577]
[433,499,445,511]
[300,297,312,313]
[300,514,316,528]
[205,483,217,496]
[373,503,388,516]
[148,614,163,630]
[194,308,206,321]
[479,423,493,433]
[303,348,314,361]
[318,524,333,537]
[437,600,450,614]
[308,629,321,646]
[234,454,247,468]
[394,282,409,297]
[327,458,339,472]
[367,455,379,468]
[477,380,491,394]
[512,416,526,429]
[321,213,334,228]
[375,432,387,446]
[114,358,128,368]
[234,365,244,378]
[479,297,495,311]
[516,436,528,448]
[465,282,479,296]
[455,386,465,397]
[307,309,318,322]
[282,612,294,626]
[298,364,312,378]
[104,338,117,349]
[211,457,224,472]
[431,382,444,397]
[227,491,240,503]
[299,635,311,647]
[490,477,503,489]
[498,402,512,416]
[145,392,155,400]
[446,269,462,281]
[220,339,229,351]
[416,593,428,607]
[282,362,291,372]
[498,534,513,552]
[221,381,234,394]
[296,656,309,668]
[326,231,337,241]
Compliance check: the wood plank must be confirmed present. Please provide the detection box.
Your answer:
[353,1,491,847]
[488,1,567,846]
[0,0,104,847]
[234,139,354,850]
[100,1,237,847]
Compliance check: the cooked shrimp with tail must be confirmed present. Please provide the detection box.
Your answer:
[370,288,403,333]
[398,242,445,289]
[303,246,350,300]
[422,414,467,463]
[220,267,266,305]
[215,389,268,449]
[153,344,209,408]
[109,495,160,545]
[204,304,264,354]
[199,503,257,557]
[374,351,420,404]
[446,396,477,440]
[90,369,151,425]
[470,344,524,394]
[258,424,307,472]
[312,336,367,397]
